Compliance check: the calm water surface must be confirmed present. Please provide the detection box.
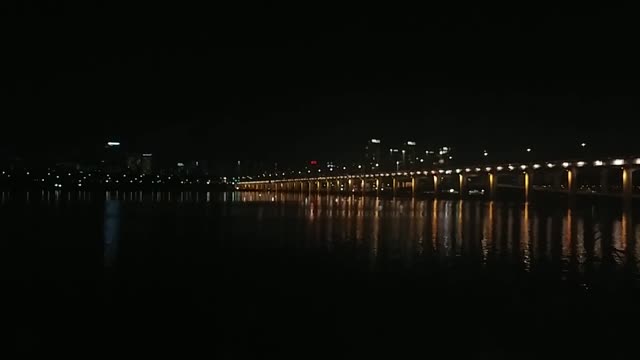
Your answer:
[3,190,640,356]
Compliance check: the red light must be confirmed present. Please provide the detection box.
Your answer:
[310,160,318,165]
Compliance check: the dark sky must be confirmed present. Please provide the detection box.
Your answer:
[2,3,639,165]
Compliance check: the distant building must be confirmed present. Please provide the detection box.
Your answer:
[141,153,153,174]
[401,141,417,170]
[364,139,382,170]
[102,141,124,173]
[437,146,454,165]
[387,148,401,171]
[124,153,152,174]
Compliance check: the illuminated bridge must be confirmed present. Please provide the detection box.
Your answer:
[237,156,640,201]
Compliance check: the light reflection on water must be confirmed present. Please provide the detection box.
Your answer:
[2,190,638,276]
[235,191,640,275]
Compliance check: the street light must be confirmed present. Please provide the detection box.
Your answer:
[526,148,531,152]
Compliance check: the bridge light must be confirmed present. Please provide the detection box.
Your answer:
[445,170,452,174]
[438,170,445,174]
[577,161,586,167]
[581,142,587,147]
[635,158,640,165]
[533,164,541,169]
[594,160,604,166]
[612,159,625,166]
[485,167,492,172]
[562,162,570,168]
[496,166,503,171]
[416,171,422,175]
[508,165,515,171]
[475,168,482,172]
[483,150,488,156]
[520,165,527,170]
[547,163,555,168]
[526,148,531,152]
[465,168,471,172]
[455,169,461,173]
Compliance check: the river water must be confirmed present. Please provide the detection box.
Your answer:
[3,190,640,356]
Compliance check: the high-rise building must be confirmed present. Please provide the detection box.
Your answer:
[401,141,417,170]
[364,139,382,170]
[141,154,153,174]
[387,148,401,171]
[102,141,124,173]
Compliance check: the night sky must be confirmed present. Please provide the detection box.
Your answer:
[2,3,639,166]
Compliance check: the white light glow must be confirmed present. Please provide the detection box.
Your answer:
[485,167,492,171]
[445,170,452,174]
[533,164,541,169]
[107,141,120,146]
[496,166,503,171]
[520,165,527,170]
[562,162,570,168]
[370,139,381,144]
[465,168,471,172]
[613,159,625,166]
[407,141,416,146]
[577,161,586,167]
[547,163,555,168]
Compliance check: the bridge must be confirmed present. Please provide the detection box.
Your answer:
[237,156,640,201]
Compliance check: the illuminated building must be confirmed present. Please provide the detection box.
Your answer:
[364,139,381,170]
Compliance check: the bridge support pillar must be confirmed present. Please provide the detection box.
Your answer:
[623,167,634,200]
[488,172,496,199]
[458,173,466,197]
[392,177,397,197]
[524,171,533,202]
[411,177,416,196]
[567,167,577,196]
